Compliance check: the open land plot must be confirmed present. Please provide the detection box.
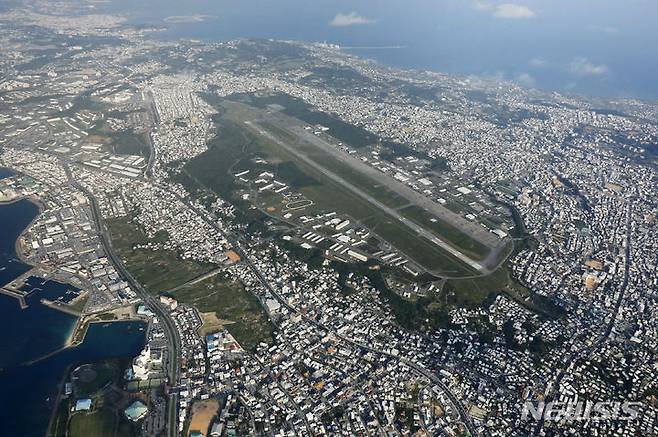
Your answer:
[108,217,214,293]
[181,118,319,203]
[187,399,219,437]
[107,130,150,157]
[227,96,504,249]
[171,275,274,350]
[444,256,562,319]
[222,99,505,250]
[185,100,490,276]
[361,213,477,276]
[184,97,543,319]
[283,122,503,248]
[83,118,150,157]
[398,205,492,261]
[198,311,232,338]
[69,293,90,312]
[196,123,474,274]
[228,92,379,148]
[69,409,134,437]
[241,119,489,273]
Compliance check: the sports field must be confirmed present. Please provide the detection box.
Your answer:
[187,399,219,437]
[69,409,134,437]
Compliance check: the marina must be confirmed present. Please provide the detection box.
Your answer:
[0,192,146,437]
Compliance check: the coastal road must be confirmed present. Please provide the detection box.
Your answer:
[67,171,181,437]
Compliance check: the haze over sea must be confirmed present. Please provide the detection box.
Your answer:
[101,0,658,100]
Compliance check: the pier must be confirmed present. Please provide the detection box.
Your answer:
[40,299,82,317]
[0,286,27,309]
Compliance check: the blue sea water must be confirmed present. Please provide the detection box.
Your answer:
[0,319,146,437]
[96,0,658,100]
[0,196,37,287]
[0,167,13,179]
[0,195,146,437]
[19,276,82,304]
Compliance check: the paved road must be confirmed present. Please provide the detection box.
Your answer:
[168,184,481,437]
[69,173,181,437]
[165,265,231,293]
[289,123,503,250]
[532,202,632,435]
[142,90,158,177]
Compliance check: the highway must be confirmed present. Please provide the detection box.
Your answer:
[59,130,482,436]
[64,154,482,436]
[68,170,181,437]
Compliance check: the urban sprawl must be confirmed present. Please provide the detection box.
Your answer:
[0,2,657,437]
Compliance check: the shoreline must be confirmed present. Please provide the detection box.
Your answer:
[12,194,46,270]
[25,317,145,367]
[45,363,73,437]
[0,196,28,206]
[43,318,149,437]
[1,167,148,354]
[0,183,85,346]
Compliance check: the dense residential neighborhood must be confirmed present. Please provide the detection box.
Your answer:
[0,2,657,437]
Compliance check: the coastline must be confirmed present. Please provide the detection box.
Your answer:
[0,286,27,308]
[26,317,144,367]
[11,194,45,272]
[45,363,74,437]
[44,318,149,437]
[1,169,147,354]
[1,191,85,347]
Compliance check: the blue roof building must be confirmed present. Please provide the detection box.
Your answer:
[74,399,92,411]
[124,400,148,422]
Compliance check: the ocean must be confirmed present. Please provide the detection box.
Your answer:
[0,182,146,437]
[97,0,658,100]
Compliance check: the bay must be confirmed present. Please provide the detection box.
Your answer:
[0,197,146,437]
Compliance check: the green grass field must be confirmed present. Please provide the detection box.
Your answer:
[398,205,491,260]
[183,101,481,277]
[228,92,378,148]
[108,130,150,157]
[302,147,410,209]
[108,217,214,293]
[69,409,135,437]
[69,410,114,437]
[361,215,477,276]
[186,98,561,326]
[74,361,121,397]
[171,275,274,350]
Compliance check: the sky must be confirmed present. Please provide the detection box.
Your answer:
[105,0,658,100]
